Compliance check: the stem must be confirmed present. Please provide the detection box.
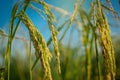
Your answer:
[7,1,30,80]
[94,31,101,80]
[30,37,32,80]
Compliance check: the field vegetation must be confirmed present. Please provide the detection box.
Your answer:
[0,0,120,80]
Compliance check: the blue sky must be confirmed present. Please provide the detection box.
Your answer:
[0,0,119,27]
[0,0,120,41]
[0,0,75,28]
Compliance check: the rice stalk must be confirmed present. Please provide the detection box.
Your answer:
[70,0,78,23]
[38,1,56,22]
[31,51,40,71]
[89,2,95,19]
[47,4,69,16]
[82,28,91,80]
[79,12,91,80]
[0,30,28,43]
[106,0,118,20]
[12,0,30,39]
[50,25,61,74]
[34,0,62,75]
[29,37,32,80]
[6,3,19,80]
[93,15,101,80]
[94,28,101,80]
[29,4,46,20]
[91,2,101,80]
[80,0,86,7]
[101,4,117,15]
[84,27,91,80]
[47,19,69,46]
[0,67,5,80]
[17,11,52,80]
[28,0,66,75]
[59,0,78,43]
[96,0,116,79]
[59,21,71,43]
[5,1,30,79]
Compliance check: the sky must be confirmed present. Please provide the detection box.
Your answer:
[0,0,76,39]
[0,0,75,28]
[0,0,120,31]
[0,0,120,48]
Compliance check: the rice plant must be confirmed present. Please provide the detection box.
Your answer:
[0,0,119,80]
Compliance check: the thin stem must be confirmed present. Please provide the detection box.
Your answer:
[94,31,101,80]
[93,3,101,79]
[30,37,32,80]
[12,1,30,39]
[7,1,30,80]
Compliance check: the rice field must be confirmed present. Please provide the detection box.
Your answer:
[0,0,120,80]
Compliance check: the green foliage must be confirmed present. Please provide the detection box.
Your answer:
[0,0,119,80]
